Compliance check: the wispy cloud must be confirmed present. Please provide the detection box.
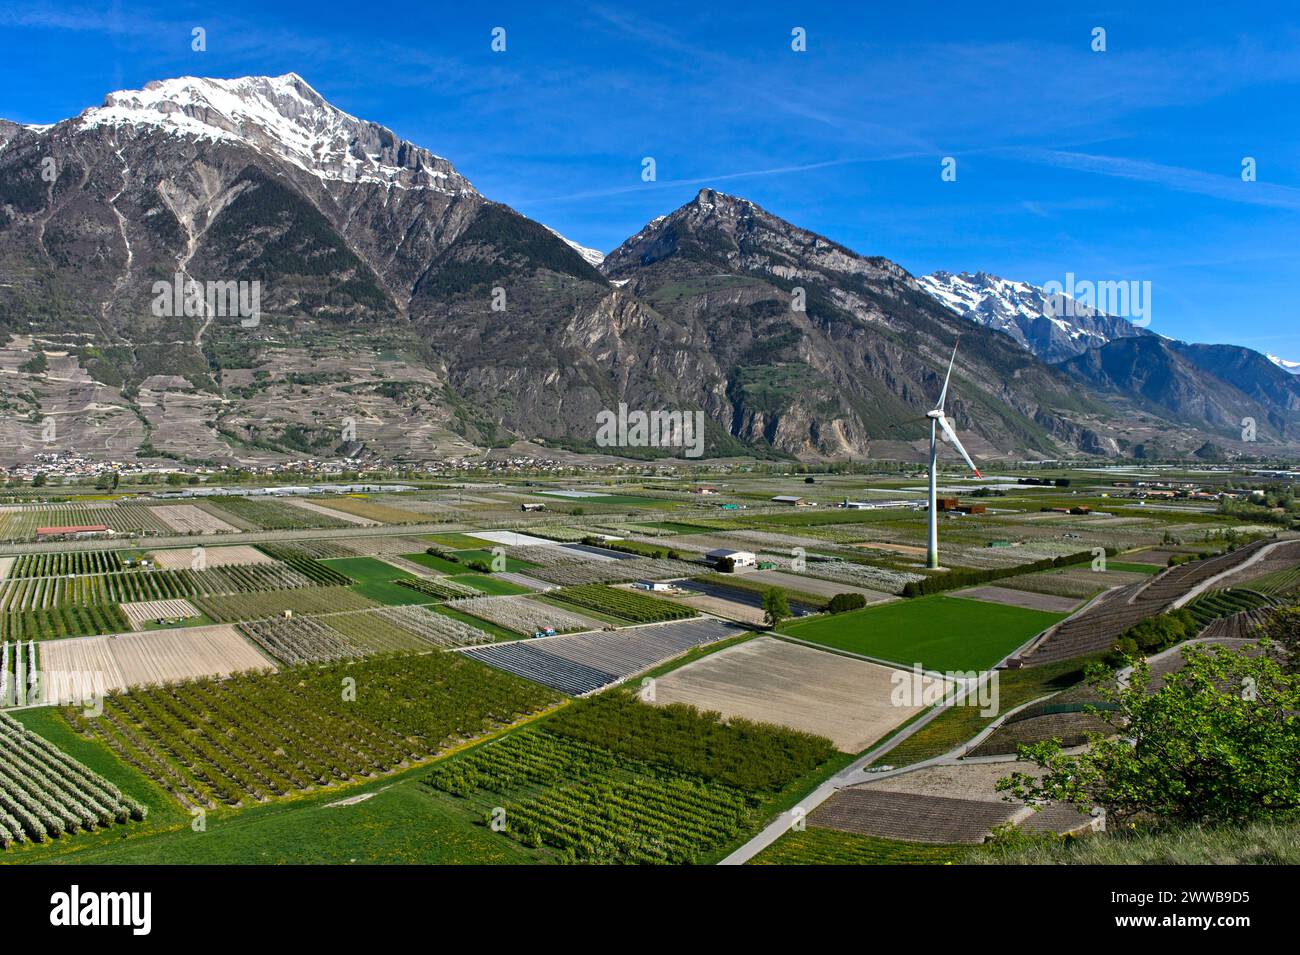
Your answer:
[1010,148,1300,212]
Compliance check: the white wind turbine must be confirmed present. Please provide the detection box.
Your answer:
[925,341,981,569]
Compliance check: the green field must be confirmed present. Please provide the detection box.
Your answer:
[780,595,1066,671]
[401,551,467,574]
[321,557,429,605]
[423,533,500,549]
[449,574,533,596]
[451,549,538,572]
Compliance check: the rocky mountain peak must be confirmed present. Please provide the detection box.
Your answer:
[75,73,476,194]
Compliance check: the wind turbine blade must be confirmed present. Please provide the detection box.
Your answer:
[937,414,981,477]
[936,341,959,411]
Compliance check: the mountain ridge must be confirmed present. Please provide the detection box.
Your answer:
[0,74,1296,465]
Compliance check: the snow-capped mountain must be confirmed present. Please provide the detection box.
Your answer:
[544,226,605,267]
[1268,354,1300,375]
[3,73,1299,465]
[918,270,1148,363]
[77,73,475,194]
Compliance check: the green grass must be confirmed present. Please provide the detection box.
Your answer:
[751,827,970,865]
[450,549,538,571]
[1107,561,1163,574]
[2,707,187,863]
[401,551,465,574]
[320,557,429,605]
[449,574,533,596]
[869,656,1099,768]
[973,817,1300,865]
[5,753,534,864]
[780,595,1066,671]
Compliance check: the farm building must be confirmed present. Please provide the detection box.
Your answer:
[706,548,758,569]
[520,503,548,512]
[35,524,114,540]
[633,580,674,592]
[771,495,808,506]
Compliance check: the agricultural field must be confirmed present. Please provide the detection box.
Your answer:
[194,586,379,623]
[460,617,742,694]
[0,712,147,850]
[39,625,275,702]
[1,638,37,707]
[6,551,124,577]
[148,545,274,570]
[448,574,535,596]
[119,598,202,630]
[953,584,1081,614]
[394,576,483,600]
[423,693,837,863]
[66,652,562,809]
[286,498,378,525]
[446,595,602,635]
[751,828,968,865]
[0,562,325,611]
[781,595,1068,671]
[546,584,697,623]
[306,496,426,524]
[528,556,701,587]
[239,615,367,664]
[204,496,352,530]
[151,503,240,534]
[648,636,938,752]
[0,604,130,642]
[319,556,429,604]
[372,605,497,647]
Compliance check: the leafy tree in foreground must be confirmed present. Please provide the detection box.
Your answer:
[761,588,790,629]
[998,643,1300,827]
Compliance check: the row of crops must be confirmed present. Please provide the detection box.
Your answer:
[1,640,37,707]
[548,585,697,623]
[1186,589,1276,629]
[1250,565,1300,598]
[207,496,352,530]
[65,653,562,809]
[253,545,355,585]
[0,713,147,849]
[7,551,125,578]
[0,504,178,542]
[0,562,346,611]
[239,616,370,665]
[423,695,837,864]
[239,605,496,665]
[0,604,129,642]
[194,587,378,622]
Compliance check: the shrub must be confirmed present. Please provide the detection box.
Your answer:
[827,592,867,614]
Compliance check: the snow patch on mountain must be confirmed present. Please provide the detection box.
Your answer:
[1268,354,1300,374]
[543,225,605,267]
[76,73,476,194]
[918,270,1147,363]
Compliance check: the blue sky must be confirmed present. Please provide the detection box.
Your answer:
[2,1,1298,358]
